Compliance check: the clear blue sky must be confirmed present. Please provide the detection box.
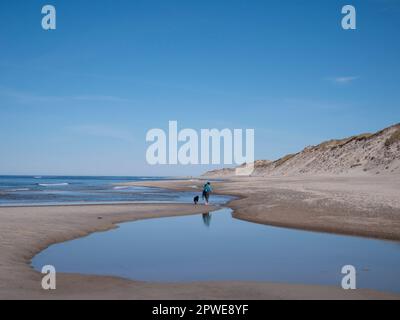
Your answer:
[1,0,399,176]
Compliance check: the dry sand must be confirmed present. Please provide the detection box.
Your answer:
[0,191,399,299]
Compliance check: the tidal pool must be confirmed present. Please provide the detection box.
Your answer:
[32,209,400,293]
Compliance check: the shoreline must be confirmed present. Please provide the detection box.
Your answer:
[124,175,400,241]
[0,195,399,299]
[0,201,197,208]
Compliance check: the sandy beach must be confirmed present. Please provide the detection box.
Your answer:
[0,193,399,300]
[128,175,400,241]
[2,0,400,303]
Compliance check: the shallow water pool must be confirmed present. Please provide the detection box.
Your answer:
[32,209,400,293]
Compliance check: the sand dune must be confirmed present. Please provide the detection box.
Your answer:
[204,123,400,177]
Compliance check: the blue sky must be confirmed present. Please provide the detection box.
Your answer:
[0,0,399,176]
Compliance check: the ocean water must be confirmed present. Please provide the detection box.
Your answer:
[0,176,230,206]
[32,208,400,293]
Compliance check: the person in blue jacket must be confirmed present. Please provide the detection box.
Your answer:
[202,182,213,205]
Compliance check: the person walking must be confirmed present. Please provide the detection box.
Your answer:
[202,182,213,205]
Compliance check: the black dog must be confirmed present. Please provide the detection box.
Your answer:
[193,196,199,205]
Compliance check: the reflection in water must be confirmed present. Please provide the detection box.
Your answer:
[31,209,400,292]
[202,213,212,227]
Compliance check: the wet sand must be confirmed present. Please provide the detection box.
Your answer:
[0,200,399,299]
[127,175,400,241]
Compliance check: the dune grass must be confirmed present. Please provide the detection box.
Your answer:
[385,128,400,147]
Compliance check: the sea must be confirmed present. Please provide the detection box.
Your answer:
[0,176,230,206]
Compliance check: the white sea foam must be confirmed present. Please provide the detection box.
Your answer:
[113,186,129,190]
[38,183,69,187]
